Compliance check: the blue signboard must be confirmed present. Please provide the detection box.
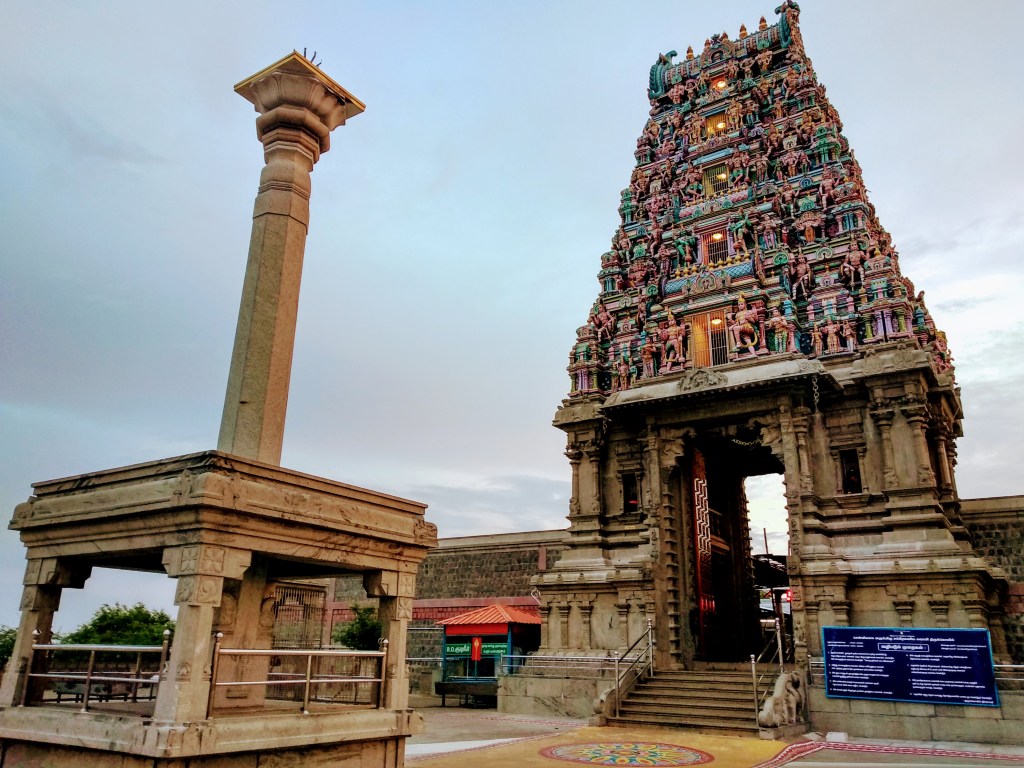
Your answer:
[822,626,998,707]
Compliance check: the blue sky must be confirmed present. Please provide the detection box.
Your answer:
[1,1,1022,630]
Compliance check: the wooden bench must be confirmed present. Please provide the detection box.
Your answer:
[434,680,497,707]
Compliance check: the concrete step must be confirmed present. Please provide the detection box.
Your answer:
[607,669,763,733]
[607,713,759,734]
[619,706,753,723]
[625,694,753,711]
[635,682,752,696]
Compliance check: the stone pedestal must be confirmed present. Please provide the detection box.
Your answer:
[0,52,435,767]
[0,451,436,766]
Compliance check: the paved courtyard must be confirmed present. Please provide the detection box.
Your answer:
[407,701,1024,767]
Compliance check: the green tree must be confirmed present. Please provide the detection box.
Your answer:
[332,605,382,650]
[61,603,174,646]
[0,626,17,669]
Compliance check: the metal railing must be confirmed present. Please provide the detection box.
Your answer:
[750,617,786,724]
[614,620,656,718]
[208,633,388,716]
[23,629,171,712]
[499,652,623,678]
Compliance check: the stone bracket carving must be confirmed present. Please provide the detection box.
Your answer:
[677,368,728,392]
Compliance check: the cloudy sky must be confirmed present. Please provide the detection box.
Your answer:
[2,1,1022,631]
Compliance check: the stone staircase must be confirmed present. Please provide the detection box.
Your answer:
[607,666,766,734]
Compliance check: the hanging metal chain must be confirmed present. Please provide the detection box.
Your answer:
[812,376,820,412]
[731,437,762,447]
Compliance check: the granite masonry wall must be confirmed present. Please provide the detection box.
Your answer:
[328,530,568,661]
[961,496,1024,664]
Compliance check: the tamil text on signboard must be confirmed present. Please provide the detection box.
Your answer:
[822,626,998,707]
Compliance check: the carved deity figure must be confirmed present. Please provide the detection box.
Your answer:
[822,317,841,355]
[662,311,688,369]
[840,248,865,291]
[615,351,631,391]
[674,226,698,268]
[729,212,753,256]
[790,254,813,301]
[766,306,797,353]
[933,331,953,373]
[640,335,657,379]
[811,322,824,357]
[841,320,857,353]
[728,296,760,354]
[589,301,615,342]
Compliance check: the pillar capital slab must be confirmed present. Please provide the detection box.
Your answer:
[235,52,364,155]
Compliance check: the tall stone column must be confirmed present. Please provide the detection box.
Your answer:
[219,53,364,464]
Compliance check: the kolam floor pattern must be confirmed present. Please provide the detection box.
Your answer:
[540,741,714,766]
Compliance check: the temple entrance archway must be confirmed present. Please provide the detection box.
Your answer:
[656,428,786,665]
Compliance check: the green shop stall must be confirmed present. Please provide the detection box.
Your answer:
[434,604,541,707]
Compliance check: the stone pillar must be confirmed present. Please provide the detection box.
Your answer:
[869,400,897,489]
[565,445,582,521]
[777,404,806,575]
[615,602,631,648]
[802,599,820,659]
[928,599,950,628]
[156,544,251,723]
[0,558,89,707]
[557,605,571,650]
[900,397,936,487]
[831,600,851,626]
[367,570,416,710]
[962,599,987,630]
[219,54,363,464]
[791,409,813,494]
[210,557,273,710]
[932,424,953,498]
[893,600,915,628]
[538,605,552,650]
[579,604,593,650]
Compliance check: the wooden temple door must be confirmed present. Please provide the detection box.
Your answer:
[691,448,716,660]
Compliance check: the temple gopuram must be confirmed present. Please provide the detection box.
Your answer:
[531,2,1023,740]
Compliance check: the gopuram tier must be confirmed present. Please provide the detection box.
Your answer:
[536,2,1008,676]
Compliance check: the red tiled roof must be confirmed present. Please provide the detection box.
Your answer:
[435,604,542,626]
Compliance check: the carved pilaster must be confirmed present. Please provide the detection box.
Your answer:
[802,598,820,658]
[579,604,593,650]
[831,600,851,626]
[539,605,552,649]
[869,400,897,489]
[777,404,806,571]
[558,605,570,650]
[565,443,582,521]
[616,602,631,648]
[929,416,954,497]
[892,600,916,628]
[928,599,950,628]
[900,396,936,486]
[791,407,812,494]
[961,599,987,630]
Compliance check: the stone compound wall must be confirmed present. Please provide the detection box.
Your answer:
[961,496,1024,664]
[328,530,568,670]
[414,530,566,600]
[809,688,1024,745]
